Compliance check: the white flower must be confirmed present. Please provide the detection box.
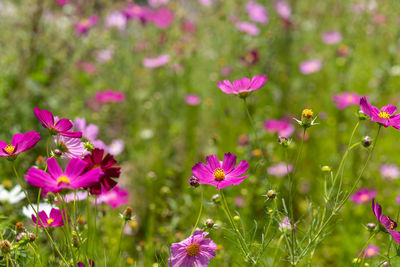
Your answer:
[0,185,25,204]
[22,203,55,218]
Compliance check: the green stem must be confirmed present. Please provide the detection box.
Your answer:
[28,243,43,267]
[191,186,204,235]
[243,98,261,151]
[116,221,126,267]
[272,235,284,267]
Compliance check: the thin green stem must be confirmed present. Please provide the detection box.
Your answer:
[116,221,126,267]
[191,186,204,235]
[272,235,284,267]
[28,243,43,267]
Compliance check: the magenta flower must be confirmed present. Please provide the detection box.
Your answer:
[0,131,40,159]
[350,188,377,204]
[322,31,342,45]
[169,231,217,267]
[236,21,260,35]
[360,244,380,258]
[380,164,400,180]
[34,107,82,138]
[279,217,294,232]
[184,94,201,106]
[217,74,267,97]
[123,4,151,22]
[299,59,322,74]
[32,208,65,228]
[74,118,99,143]
[360,96,400,128]
[246,1,268,24]
[75,15,98,35]
[148,0,169,8]
[268,162,292,178]
[25,157,103,195]
[149,7,174,28]
[54,135,87,159]
[191,153,249,190]
[143,54,170,68]
[372,199,400,244]
[57,0,69,6]
[264,119,294,138]
[332,92,360,109]
[95,90,125,103]
[96,186,129,208]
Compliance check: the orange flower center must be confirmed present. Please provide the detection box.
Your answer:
[47,218,54,225]
[378,111,390,119]
[360,194,369,202]
[57,175,70,184]
[186,243,200,256]
[213,168,225,181]
[4,145,15,154]
[390,221,395,230]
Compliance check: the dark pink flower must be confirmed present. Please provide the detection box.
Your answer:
[143,54,170,68]
[350,188,377,204]
[372,199,400,244]
[0,131,40,159]
[25,157,103,195]
[149,7,174,28]
[95,90,125,103]
[184,94,201,106]
[217,74,267,97]
[360,96,400,128]
[169,231,217,267]
[299,59,322,74]
[75,15,98,35]
[56,0,68,6]
[34,107,82,138]
[236,21,260,35]
[246,1,268,24]
[192,153,249,190]
[264,119,294,137]
[123,4,151,22]
[32,208,65,228]
[322,31,342,45]
[96,186,129,208]
[332,92,360,109]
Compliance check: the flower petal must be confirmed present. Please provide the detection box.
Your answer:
[222,152,237,174]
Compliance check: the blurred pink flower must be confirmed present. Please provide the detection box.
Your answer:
[322,31,342,45]
[275,1,291,20]
[332,92,360,109]
[221,66,233,77]
[150,7,174,28]
[380,164,400,180]
[76,61,96,75]
[95,90,125,103]
[246,1,268,24]
[184,94,201,106]
[148,0,169,8]
[235,196,244,207]
[236,21,260,35]
[75,15,98,35]
[61,191,88,203]
[96,48,114,63]
[57,0,68,6]
[96,186,129,209]
[264,118,294,138]
[123,4,151,22]
[361,245,380,258]
[268,162,292,178]
[350,188,377,204]
[105,11,127,30]
[108,139,125,156]
[198,0,212,6]
[143,54,170,68]
[299,59,322,74]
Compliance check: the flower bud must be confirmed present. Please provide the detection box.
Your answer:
[35,156,47,170]
[0,240,11,255]
[233,216,240,221]
[212,194,221,204]
[205,219,214,228]
[2,180,12,190]
[382,262,390,267]
[29,233,36,242]
[123,206,133,221]
[15,222,24,233]
[15,233,26,242]
[301,109,314,125]
[77,217,86,229]
[366,222,376,231]
[47,192,56,204]
[84,142,95,152]
[278,136,289,148]
[189,176,200,188]
[267,190,276,199]
[72,231,80,247]
[321,166,331,172]
[358,110,369,120]
[362,136,372,148]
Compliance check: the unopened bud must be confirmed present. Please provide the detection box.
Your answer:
[205,219,214,228]
[53,149,62,157]
[47,192,56,204]
[382,262,390,267]
[212,194,221,204]
[321,166,331,172]
[301,109,314,125]
[35,156,47,170]
[358,110,368,120]
[0,240,11,255]
[77,217,86,228]
[29,233,36,242]
[15,233,26,242]
[366,222,376,231]
[233,216,240,221]
[189,176,200,188]
[123,206,133,221]
[362,136,372,148]
[278,136,289,148]
[15,222,24,233]
[267,190,276,199]
[84,142,95,151]
[72,231,80,247]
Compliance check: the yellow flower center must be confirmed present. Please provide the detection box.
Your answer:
[213,168,225,181]
[57,175,70,184]
[47,218,54,225]
[378,111,390,119]
[4,145,15,154]
[360,194,369,202]
[302,109,313,118]
[186,243,200,256]
[390,221,395,230]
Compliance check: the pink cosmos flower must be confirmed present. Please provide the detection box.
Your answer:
[54,135,87,159]
[96,48,114,63]
[0,131,40,159]
[198,0,212,6]
[143,54,170,68]
[169,231,217,267]
[76,61,96,75]
[148,0,169,8]
[360,244,380,258]
[185,94,201,106]
[149,7,174,28]
[25,157,103,195]
[95,90,125,103]
[32,208,65,228]
[105,11,127,30]
[236,21,260,35]
[299,59,322,74]
[192,153,249,190]
[34,108,82,138]
[74,118,99,143]
[75,15,98,35]
[322,31,342,45]
[264,119,294,137]
[246,1,268,24]
[62,191,88,203]
[360,96,400,128]
[279,217,294,232]
[96,186,129,208]
[332,92,360,109]
[123,4,151,22]
[380,164,400,180]
[217,74,267,97]
[350,188,377,204]
[57,0,68,6]
[275,1,291,20]
[372,199,400,244]
[268,162,292,178]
